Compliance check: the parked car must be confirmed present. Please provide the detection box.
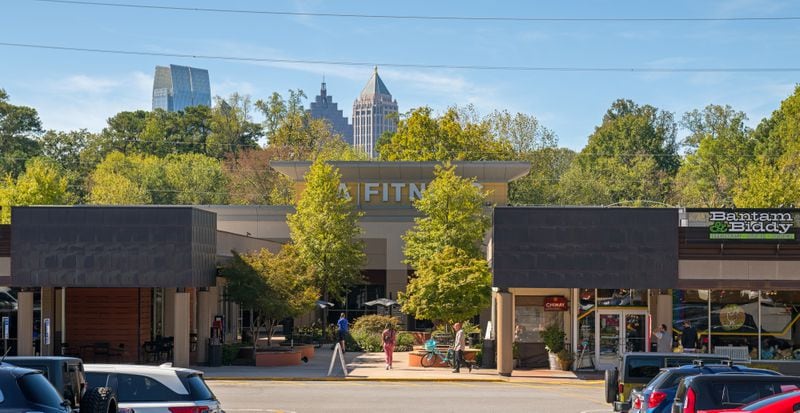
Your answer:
[85,363,223,413]
[605,352,730,411]
[671,374,800,413]
[0,365,72,413]
[630,361,779,413]
[710,390,800,412]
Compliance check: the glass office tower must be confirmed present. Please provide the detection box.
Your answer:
[152,65,211,112]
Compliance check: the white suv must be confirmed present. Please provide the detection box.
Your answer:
[84,364,223,413]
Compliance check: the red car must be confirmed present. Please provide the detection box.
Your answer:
[712,390,800,413]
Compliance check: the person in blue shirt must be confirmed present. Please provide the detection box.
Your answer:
[337,313,349,352]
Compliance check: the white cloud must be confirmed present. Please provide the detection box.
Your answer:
[26,71,152,132]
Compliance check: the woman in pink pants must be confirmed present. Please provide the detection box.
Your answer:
[382,324,397,370]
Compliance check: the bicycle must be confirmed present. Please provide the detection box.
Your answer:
[420,340,456,368]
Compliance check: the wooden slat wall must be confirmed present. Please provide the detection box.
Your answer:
[679,227,800,260]
[0,225,9,256]
[66,288,151,363]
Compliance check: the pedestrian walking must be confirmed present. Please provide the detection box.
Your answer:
[337,313,349,352]
[681,320,698,353]
[451,322,471,373]
[382,323,397,370]
[652,323,673,353]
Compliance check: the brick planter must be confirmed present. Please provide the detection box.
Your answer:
[255,350,302,367]
[297,344,315,360]
[408,348,478,367]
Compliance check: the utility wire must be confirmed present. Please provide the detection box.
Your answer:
[30,0,800,23]
[3,42,800,73]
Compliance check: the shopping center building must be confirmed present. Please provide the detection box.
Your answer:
[491,207,800,375]
[0,161,529,367]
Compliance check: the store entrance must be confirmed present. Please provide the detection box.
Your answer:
[596,310,647,369]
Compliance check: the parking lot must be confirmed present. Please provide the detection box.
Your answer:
[209,380,610,413]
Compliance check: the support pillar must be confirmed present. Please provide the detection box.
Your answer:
[164,288,176,337]
[40,288,54,356]
[17,291,34,356]
[196,289,212,364]
[172,291,191,367]
[497,290,513,377]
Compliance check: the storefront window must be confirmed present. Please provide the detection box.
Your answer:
[515,296,563,343]
[709,290,759,357]
[597,289,647,307]
[673,290,709,351]
[576,289,595,365]
[760,291,800,360]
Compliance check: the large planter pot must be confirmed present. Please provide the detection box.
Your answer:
[407,349,479,367]
[255,350,302,367]
[558,357,573,371]
[297,344,315,360]
[548,352,560,370]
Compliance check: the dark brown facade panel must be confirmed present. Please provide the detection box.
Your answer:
[10,207,217,288]
[0,225,9,257]
[677,279,800,290]
[492,207,679,289]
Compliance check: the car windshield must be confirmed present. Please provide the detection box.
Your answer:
[645,370,670,390]
[702,381,800,409]
[18,372,65,409]
[183,374,216,401]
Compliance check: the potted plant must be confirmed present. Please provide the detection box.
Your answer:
[541,324,566,370]
[556,349,574,370]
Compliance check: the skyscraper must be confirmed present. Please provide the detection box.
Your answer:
[152,64,211,112]
[308,79,353,145]
[352,67,398,158]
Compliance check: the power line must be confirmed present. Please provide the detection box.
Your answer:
[30,0,800,23]
[3,42,800,73]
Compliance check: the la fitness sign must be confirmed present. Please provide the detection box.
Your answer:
[708,210,796,240]
[544,296,568,311]
[337,182,483,205]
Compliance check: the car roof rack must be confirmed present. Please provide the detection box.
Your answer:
[692,359,704,367]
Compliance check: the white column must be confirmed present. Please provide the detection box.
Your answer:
[497,290,513,376]
[172,291,190,367]
[17,291,34,356]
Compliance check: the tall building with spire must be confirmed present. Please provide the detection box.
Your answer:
[308,79,353,145]
[352,67,398,158]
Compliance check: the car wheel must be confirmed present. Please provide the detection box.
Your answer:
[80,386,118,413]
[605,368,619,403]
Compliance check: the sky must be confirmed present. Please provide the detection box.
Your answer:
[2,0,799,150]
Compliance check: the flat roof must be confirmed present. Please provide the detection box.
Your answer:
[270,161,531,182]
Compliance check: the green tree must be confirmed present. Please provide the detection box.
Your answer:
[0,158,76,223]
[0,89,43,178]
[398,163,491,325]
[509,147,576,205]
[734,85,800,207]
[287,159,365,324]
[377,107,513,161]
[221,246,319,347]
[673,105,755,207]
[164,153,229,204]
[559,99,679,205]
[207,93,261,159]
[400,246,492,325]
[224,148,295,205]
[88,152,155,205]
[402,162,490,266]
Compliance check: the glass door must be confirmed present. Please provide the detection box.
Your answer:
[597,312,621,368]
[596,309,648,369]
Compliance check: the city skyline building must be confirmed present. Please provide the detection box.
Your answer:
[308,79,353,145]
[152,64,211,112]
[352,67,398,158]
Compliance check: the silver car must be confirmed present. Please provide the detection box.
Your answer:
[84,364,223,413]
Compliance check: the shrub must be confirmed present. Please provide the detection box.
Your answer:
[395,332,415,352]
[221,343,244,365]
[351,329,383,352]
[352,314,399,334]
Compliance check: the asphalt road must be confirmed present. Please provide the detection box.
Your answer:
[208,380,612,413]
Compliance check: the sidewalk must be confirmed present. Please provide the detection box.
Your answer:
[195,347,604,383]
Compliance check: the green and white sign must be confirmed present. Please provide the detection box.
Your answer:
[708,211,795,240]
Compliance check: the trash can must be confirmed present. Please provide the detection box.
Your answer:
[482,339,496,369]
[207,341,222,367]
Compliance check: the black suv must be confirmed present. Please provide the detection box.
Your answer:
[671,373,800,413]
[4,356,86,408]
[0,366,72,413]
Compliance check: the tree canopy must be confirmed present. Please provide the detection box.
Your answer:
[287,159,365,302]
[0,89,43,178]
[0,157,76,223]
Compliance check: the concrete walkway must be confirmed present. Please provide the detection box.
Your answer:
[195,347,604,383]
